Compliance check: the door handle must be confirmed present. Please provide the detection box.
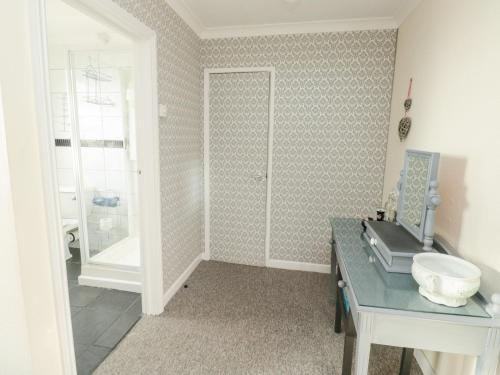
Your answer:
[250,173,267,182]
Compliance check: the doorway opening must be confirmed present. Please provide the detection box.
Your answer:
[30,0,163,373]
[47,16,141,291]
[47,1,140,372]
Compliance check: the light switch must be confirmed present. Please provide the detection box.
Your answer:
[159,104,167,118]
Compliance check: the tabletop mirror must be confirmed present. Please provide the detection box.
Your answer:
[397,150,441,250]
[363,149,441,273]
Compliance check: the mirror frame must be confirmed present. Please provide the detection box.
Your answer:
[397,149,440,243]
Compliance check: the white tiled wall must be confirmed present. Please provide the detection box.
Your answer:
[48,52,77,219]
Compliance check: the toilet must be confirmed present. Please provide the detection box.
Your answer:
[62,218,78,260]
[59,186,79,260]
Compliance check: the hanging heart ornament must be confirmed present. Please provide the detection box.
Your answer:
[398,116,412,141]
[404,98,412,111]
[398,78,413,141]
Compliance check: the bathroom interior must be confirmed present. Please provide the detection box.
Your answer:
[46,0,143,372]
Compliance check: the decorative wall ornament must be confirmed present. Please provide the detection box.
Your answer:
[398,78,413,141]
[384,188,399,222]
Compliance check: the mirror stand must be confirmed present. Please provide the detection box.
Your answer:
[396,150,440,250]
[364,150,440,273]
[423,180,441,251]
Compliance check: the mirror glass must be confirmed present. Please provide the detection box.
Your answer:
[397,150,440,243]
[399,153,430,229]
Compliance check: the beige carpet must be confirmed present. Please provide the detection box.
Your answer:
[95,261,422,375]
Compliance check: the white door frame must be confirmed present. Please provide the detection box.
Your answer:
[203,67,275,266]
[28,0,163,373]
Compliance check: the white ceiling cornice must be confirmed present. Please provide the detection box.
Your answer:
[164,0,204,35]
[394,0,422,26]
[200,17,397,39]
[165,0,421,40]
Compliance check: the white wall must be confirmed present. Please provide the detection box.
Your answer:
[0,88,33,374]
[0,1,66,373]
[383,0,500,373]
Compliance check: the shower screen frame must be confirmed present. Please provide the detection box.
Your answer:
[66,50,91,267]
[66,50,138,271]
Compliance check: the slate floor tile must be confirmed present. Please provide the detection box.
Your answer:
[88,289,139,312]
[68,278,78,289]
[66,261,81,281]
[125,297,143,317]
[71,306,83,318]
[66,256,141,373]
[72,308,120,345]
[69,245,81,261]
[69,285,103,307]
[94,313,141,348]
[73,343,88,357]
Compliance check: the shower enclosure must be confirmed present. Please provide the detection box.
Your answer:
[50,49,141,291]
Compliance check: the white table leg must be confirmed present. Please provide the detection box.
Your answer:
[355,312,374,375]
[475,328,500,375]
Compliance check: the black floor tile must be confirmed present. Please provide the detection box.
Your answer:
[87,289,139,312]
[74,343,87,356]
[94,312,141,349]
[66,259,141,373]
[68,278,78,289]
[75,344,111,375]
[72,308,121,345]
[69,285,103,307]
[66,261,81,281]
[69,247,81,262]
[126,297,143,316]
[71,307,83,318]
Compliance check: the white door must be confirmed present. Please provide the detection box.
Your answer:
[209,71,271,266]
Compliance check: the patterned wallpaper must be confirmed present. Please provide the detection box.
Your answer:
[209,72,270,266]
[202,30,397,265]
[112,0,203,291]
[105,1,397,277]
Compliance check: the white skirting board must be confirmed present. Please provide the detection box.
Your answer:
[414,350,436,375]
[78,275,141,293]
[267,259,330,274]
[163,256,328,307]
[163,254,203,307]
[78,262,142,293]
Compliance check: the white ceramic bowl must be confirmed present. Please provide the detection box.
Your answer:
[411,253,481,307]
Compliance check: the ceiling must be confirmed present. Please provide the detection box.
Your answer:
[167,0,421,39]
[46,0,131,47]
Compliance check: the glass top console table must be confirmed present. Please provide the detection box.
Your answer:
[329,217,500,375]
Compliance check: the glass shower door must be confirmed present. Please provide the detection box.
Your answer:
[68,50,139,269]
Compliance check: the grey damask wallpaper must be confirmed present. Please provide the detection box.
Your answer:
[104,0,397,277]
[202,30,397,265]
[112,0,203,291]
[209,72,270,266]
